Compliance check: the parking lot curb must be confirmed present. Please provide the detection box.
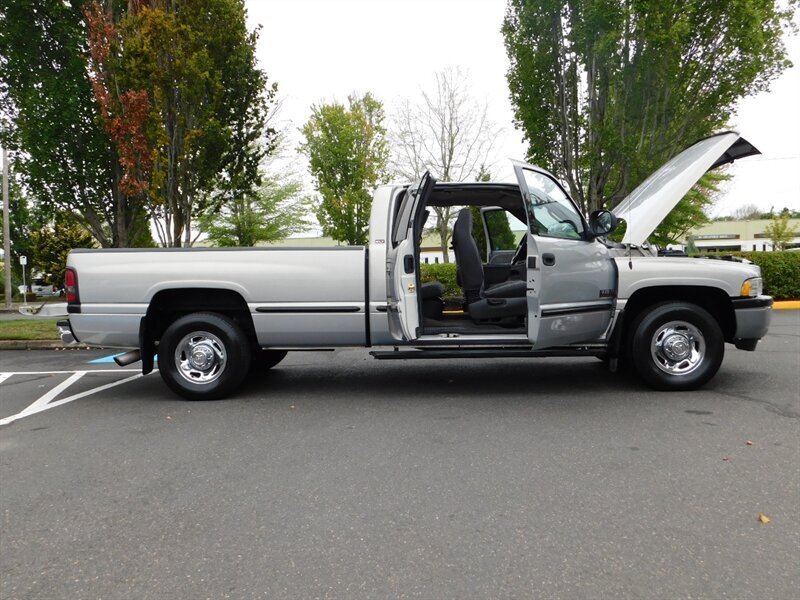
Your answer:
[773,301,800,310]
[0,305,62,314]
[0,340,89,350]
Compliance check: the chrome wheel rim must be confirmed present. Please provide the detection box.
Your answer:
[650,320,705,376]
[174,331,227,385]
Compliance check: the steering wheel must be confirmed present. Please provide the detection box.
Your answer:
[556,219,580,236]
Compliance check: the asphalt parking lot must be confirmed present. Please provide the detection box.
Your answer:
[1,311,798,599]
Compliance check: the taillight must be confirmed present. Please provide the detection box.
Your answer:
[65,268,79,304]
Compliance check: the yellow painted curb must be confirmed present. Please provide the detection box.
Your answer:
[773,301,800,310]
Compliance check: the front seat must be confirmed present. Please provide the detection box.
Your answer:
[451,208,527,322]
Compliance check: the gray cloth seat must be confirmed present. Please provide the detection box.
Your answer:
[421,281,444,300]
[418,206,445,318]
[482,278,526,298]
[420,281,445,320]
[451,208,527,322]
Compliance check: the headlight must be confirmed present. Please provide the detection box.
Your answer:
[740,277,763,297]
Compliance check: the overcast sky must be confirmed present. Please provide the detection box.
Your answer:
[246,0,800,216]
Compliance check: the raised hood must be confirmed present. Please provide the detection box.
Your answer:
[611,131,760,246]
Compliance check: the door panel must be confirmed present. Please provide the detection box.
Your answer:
[386,173,435,341]
[513,162,616,348]
[527,232,616,347]
[391,238,420,339]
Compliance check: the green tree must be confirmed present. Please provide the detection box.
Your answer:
[300,93,389,246]
[650,170,727,246]
[503,0,795,241]
[763,213,799,251]
[470,206,518,260]
[30,219,95,286]
[83,0,153,248]
[686,236,699,256]
[469,205,487,257]
[116,0,275,247]
[469,166,518,259]
[0,0,148,247]
[0,163,35,281]
[198,176,307,247]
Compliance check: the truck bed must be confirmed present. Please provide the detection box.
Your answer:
[67,246,368,348]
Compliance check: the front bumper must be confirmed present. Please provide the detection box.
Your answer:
[731,295,773,350]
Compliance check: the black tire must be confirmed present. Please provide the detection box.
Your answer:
[159,312,251,400]
[629,301,724,391]
[252,349,288,372]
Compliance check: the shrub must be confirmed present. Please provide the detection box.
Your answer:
[708,251,800,300]
[420,262,459,297]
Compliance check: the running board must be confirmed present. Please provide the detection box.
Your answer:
[370,345,607,360]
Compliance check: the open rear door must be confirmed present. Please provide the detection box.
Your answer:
[386,173,435,341]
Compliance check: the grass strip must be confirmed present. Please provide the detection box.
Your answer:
[0,319,60,341]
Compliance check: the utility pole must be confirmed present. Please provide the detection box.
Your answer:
[2,147,11,309]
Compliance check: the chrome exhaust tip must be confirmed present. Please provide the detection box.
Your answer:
[56,320,76,345]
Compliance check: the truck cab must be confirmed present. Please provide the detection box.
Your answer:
[381,172,617,350]
[378,131,771,389]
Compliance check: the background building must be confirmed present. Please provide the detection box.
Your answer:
[683,219,800,252]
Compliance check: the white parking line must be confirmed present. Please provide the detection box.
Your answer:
[0,370,144,427]
[15,371,87,414]
[0,369,138,375]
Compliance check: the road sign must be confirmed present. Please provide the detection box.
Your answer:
[20,255,27,266]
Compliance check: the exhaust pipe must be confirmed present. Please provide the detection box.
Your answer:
[56,320,76,345]
[114,349,142,367]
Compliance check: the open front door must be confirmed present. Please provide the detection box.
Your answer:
[512,162,616,349]
[386,173,435,341]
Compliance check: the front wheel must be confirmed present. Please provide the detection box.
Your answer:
[159,312,251,400]
[629,302,724,391]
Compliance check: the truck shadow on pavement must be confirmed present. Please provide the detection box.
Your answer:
[240,356,674,403]
[2,351,788,430]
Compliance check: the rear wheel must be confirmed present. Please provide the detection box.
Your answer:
[629,302,723,390]
[159,312,251,400]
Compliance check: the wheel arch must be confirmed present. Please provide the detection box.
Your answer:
[620,285,735,345]
[141,288,257,374]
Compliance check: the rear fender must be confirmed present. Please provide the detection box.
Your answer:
[141,288,257,375]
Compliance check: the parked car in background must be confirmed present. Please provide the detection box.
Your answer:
[18,279,61,297]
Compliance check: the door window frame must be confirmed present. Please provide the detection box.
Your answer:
[513,162,591,242]
[392,173,434,247]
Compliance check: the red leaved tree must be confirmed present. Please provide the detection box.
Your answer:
[83,0,152,245]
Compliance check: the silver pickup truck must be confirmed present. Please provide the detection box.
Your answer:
[61,131,772,400]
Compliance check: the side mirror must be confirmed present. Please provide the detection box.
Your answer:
[589,210,618,238]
